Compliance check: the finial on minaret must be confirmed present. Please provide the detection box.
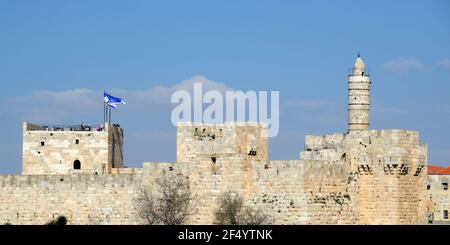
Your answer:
[357,51,360,58]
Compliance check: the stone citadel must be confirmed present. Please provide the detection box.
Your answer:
[0,55,448,224]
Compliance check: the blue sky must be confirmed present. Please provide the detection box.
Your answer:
[0,0,449,173]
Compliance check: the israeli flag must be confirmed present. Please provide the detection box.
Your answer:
[104,92,126,108]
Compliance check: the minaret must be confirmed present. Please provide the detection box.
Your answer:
[348,53,370,133]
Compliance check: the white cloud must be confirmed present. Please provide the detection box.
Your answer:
[0,76,230,123]
[437,58,450,69]
[173,76,231,93]
[381,58,427,73]
[108,76,232,106]
[0,88,98,123]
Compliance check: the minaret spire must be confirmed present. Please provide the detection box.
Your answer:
[348,55,371,133]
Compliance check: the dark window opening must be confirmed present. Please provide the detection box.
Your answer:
[427,184,431,190]
[40,141,44,146]
[75,139,79,144]
[443,183,448,190]
[248,147,257,156]
[73,160,81,170]
[211,157,216,164]
[37,151,41,154]
[444,210,448,220]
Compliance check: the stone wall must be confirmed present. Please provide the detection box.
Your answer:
[300,129,428,224]
[0,160,354,225]
[428,174,450,224]
[248,160,355,224]
[0,173,142,224]
[0,124,429,225]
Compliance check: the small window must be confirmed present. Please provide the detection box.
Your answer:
[75,139,79,144]
[444,210,449,220]
[443,183,448,190]
[427,184,431,190]
[211,157,216,164]
[248,147,257,156]
[40,141,45,146]
[74,160,81,170]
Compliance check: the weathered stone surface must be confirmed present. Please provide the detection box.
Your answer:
[427,174,450,224]
[0,124,429,225]
[348,56,370,132]
[0,55,435,225]
[22,122,123,175]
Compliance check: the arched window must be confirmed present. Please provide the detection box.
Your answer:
[74,160,81,170]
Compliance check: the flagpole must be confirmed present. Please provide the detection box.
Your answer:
[106,90,109,124]
[108,91,111,124]
[103,90,106,124]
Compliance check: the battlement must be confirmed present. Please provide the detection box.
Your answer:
[304,129,421,151]
[304,133,346,151]
[176,122,268,163]
[301,130,426,171]
[24,122,103,132]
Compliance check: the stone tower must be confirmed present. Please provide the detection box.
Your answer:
[348,53,371,133]
[22,122,124,175]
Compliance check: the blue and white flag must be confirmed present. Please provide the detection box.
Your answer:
[104,92,126,108]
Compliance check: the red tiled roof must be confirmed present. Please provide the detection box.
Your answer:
[439,167,450,175]
[428,165,450,175]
